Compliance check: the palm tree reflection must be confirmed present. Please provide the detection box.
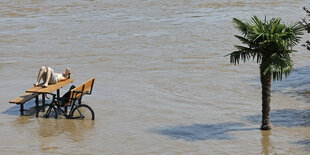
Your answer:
[261,130,273,155]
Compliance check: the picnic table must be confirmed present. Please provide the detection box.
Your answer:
[10,78,74,115]
[36,77,96,120]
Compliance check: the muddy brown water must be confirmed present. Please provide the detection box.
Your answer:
[1,0,310,154]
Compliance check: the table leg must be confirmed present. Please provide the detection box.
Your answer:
[35,95,39,113]
[20,104,24,116]
[57,89,60,98]
[42,94,45,112]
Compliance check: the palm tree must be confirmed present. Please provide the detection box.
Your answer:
[227,16,304,130]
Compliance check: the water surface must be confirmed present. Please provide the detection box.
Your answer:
[1,0,310,154]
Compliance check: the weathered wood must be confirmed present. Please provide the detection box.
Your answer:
[26,78,74,94]
[9,93,39,104]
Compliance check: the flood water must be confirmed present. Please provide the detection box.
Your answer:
[1,0,310,154]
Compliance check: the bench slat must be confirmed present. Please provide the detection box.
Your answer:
[9,93,39,104]
[71,77,96,99]
[61,77,95,107]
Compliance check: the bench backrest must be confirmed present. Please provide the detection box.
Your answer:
[70,77,96,101]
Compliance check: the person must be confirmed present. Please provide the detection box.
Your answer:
[34,66,71,87]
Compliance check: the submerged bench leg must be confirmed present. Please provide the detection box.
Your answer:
[20,104,24,116]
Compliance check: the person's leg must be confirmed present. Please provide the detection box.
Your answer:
[34,66,46,86]
[43,67,52,87]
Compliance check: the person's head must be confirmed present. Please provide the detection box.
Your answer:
[64,67,71,79]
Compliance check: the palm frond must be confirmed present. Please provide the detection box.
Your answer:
[232,18,248,35]
[228,16,303,81]
[227,46,254,64]
[252,16,265,33]
[270,18,281,33]
[234,35,250,44]
[260,53,293,81]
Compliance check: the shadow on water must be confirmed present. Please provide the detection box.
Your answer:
[247,66,310,102]
[153,109,309,143]
[2,99,41,116]
[271,66,310,102]
[246,109,310,128]
[151,123,257,141]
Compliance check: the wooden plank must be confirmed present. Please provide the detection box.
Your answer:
[26,78,74,94]
[70,77,95,99]
[9,93,39,104]
[73,77,95,93]
[36,78,74,93]
[84,78,94,92]
[25,84,44,92]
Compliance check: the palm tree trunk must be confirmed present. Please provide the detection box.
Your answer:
[260,69,272,130]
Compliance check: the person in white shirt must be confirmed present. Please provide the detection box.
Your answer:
[34,66,71,88]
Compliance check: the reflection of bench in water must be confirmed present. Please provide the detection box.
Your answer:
[9,79,74,115]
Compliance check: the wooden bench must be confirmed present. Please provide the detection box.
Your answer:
[62,77,96,107]
[9,93,39,115]
[10,78,75,115]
